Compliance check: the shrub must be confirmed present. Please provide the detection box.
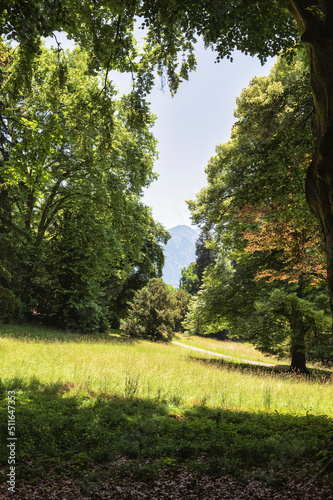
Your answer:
[121,278,176,341]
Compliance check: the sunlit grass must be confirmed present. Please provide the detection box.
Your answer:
[174,334,333,372]
[1,323,332,417]
[174,334,290,364]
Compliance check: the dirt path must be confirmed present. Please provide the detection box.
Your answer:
[172,341,285,369]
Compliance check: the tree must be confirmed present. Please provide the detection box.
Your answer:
[0,41,19,321]
[2,0,333,320]
[189,48,325,270]
[183,251,331,373]
[0,234,19,322]
[195,230,218,288]
[185,51,331,372]
[252,285,330,373]
[179,231,217,294]
[182,255,233,337]
[238,202,326,285]
[122,278,176,341]
[189,48,315,248]
[105,218,170,326]
[179,263,199,295]
[0,44,167,330]
[173,289,191,332]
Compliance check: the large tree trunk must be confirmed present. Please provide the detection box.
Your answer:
[289,308,310,374]
[288,277,310,374]
[289,1,333,316]
[290,335,309,374]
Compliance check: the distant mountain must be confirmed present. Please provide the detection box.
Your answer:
[162,225,200,287]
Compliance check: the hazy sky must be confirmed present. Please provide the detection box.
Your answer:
[140,41,276,230]
[46,33,276,231]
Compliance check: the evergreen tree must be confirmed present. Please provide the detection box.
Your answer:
[173,289,191,333]
[122,278,176,342]
[195,231,218,288]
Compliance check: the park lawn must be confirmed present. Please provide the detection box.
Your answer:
[174,333,286,363]
[0,322,332,492]
[174,333,322,368]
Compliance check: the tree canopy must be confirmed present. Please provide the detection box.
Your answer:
[2,0,333,335]
[0,42,168,329]
[189,48,324,280]
[184,50,331,372]
[1,1,298,92]
[179,263,199,296]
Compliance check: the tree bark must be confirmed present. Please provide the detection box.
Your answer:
[290,335,309,374]
[288,304,310,373]
[288,1,333,317]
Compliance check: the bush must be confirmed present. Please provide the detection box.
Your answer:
[121,278,176,341]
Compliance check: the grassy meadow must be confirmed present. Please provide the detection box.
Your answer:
[1,323,333,492]
[174,335,295,364]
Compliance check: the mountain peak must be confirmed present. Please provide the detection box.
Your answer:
[168,224,200,234]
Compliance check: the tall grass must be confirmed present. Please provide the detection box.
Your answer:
[175,334,295,365]
[1,324,332,416]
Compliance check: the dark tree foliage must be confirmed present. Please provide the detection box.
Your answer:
[173,289,191,333]
[195,231,218,289]
[105,221,170,327]
[0,230,19,322]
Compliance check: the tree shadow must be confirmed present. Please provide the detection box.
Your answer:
[0,375,332,483]
[0,376,332,499]
[187,355,333,381]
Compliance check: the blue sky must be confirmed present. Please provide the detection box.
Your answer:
[46,33,276,231]
[142,43,276,230]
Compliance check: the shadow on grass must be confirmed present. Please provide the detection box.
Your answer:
[187,355,333,381]
[0,375,332,484]
[0,322,137,345]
